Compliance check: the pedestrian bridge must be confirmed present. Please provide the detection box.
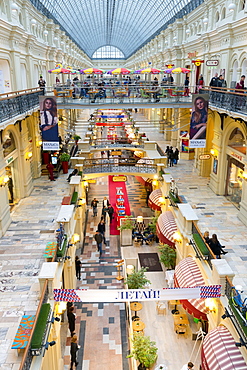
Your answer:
[71,157,165,180]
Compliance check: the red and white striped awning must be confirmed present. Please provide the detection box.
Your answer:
[174,257,208,321]
[156,211,177,247]
[201,326,247,370]
[148,189,162,211]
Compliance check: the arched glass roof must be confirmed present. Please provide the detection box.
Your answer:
[92,46,125,59]
[30,0,203,58]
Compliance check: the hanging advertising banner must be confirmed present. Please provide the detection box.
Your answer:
[39,96,59,151]
[189,94,209,149]
[54,285,221,303]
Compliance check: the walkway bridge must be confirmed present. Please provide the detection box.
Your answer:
[70,157,165,180]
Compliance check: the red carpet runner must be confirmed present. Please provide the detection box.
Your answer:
[108,175,131,235]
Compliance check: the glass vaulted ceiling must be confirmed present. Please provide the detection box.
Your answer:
[30,0,203,58]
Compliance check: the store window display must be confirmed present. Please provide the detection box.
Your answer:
[2,131,16,157]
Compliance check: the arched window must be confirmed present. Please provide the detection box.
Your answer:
[221,7,226,19]
[2,131,16,157]
[228,128,246,155]
[215,11,220,22]
[92,46,125,59]
[239,0,245,10]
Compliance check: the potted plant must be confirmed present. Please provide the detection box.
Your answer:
[73,135,81,144]
[118,215,134,246]
[159,243,176,270]
[148,215,159,242]
[59,152,70,174]
[127,334,158,370]
[125,267,150,289]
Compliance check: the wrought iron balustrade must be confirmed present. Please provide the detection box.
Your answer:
[82,157,157,174]
[0,88,44,124]
[201,87,247,115]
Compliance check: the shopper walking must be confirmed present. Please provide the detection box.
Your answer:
[102,196,109,220]
[75,256,81,280]
[97,219,106,244]
[168,147,174,167]
[46,162,55,181]
[94,230,103,255]
[91,198,99,217]
[108,204,115,223]
[180,362,194,370]
[67,306,76,336]
[184,76,190,96]
[70,335,80,370]
[174,148,179,164]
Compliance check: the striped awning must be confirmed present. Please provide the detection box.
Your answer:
[201,326,247,370]
[148,189,162,211]
[174,257,208,321]
[156,211,177,247]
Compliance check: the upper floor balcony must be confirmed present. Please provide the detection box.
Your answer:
[0,85,247,125]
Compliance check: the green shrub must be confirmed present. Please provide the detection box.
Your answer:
[159,244,176,269]
[193,233,209,256]
[71,191,78,205]
[59,153,70,162]
[125,267,150,289]
[31,303,51,350]
[127,335,158,368]
[57,235,68,258]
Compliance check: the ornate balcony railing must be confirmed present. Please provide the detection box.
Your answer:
[0,88,44,124]
[201,86,247,115]
[82,157,157,175]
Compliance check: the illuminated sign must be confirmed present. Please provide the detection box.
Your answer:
[206,60,219,66]
[231,152,243,162]
[111,151,122,156]
[6,156,14,164]
[87,179,96,183]
[199,154,211,160]
[113,176,127,182]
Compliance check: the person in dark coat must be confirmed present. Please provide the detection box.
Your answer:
[67,168,78,182]
[67,306,76,336]
[108,204,114,223]
[97,219,106,244]
[91,198,99,217]
[174,148,179,164]
[208,234,227,259]
[70,335,80,370]
[75,256,81,280]
[94,231,103,255]
[102,197,110,220]
[168,147,174,167]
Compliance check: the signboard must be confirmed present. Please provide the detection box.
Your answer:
[39,96,59,151]
[206,60,219,66]
[87,179,96,184]
[111,151,122,156]
[113,176,127,182]
[192,59,204,67]
[199,154,211,160]
[189,94,209,149]
[231,152,243,162]
[54,285,221,303]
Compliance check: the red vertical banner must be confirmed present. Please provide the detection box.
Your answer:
[39,96,59,151]
[189,94,209,148]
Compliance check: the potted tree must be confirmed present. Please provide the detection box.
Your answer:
[125,267,150,289]
[159,244,176,270]
[73,135,81,144]
[127,334,158,370]
[59,152,70,174]
[148,215,159,242]
[118,215,134,246]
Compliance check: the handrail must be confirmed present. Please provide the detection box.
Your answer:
[19,279,49,370]
[0,87,42,100]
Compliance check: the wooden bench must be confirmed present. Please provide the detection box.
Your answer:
[11,315,35,354]
[43,241,57,260]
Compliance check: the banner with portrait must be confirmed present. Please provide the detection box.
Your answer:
[189,94,209,148]
[39,96,59,151]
